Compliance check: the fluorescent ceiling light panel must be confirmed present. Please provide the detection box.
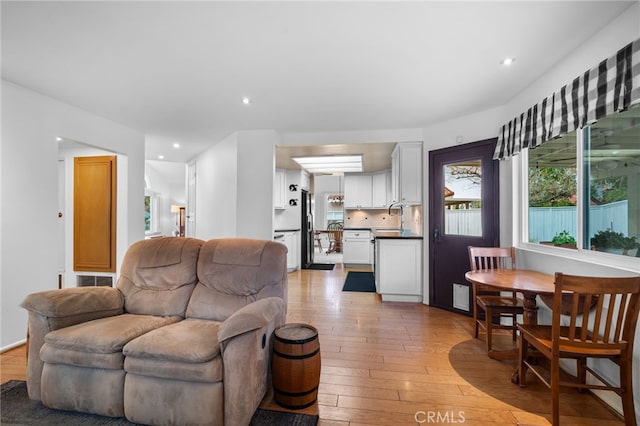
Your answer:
[292,155,363,173]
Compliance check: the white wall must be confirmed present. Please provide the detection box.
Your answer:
[194,129,279,241]
[194,133,238,239]
[1,80,145,349]
[236,130,279,241]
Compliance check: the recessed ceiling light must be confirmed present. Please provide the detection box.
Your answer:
[158,155,165,160]
[173,143,181,149]
[242,97,251,105]
[501,57,515,66]
[56,137,62,142]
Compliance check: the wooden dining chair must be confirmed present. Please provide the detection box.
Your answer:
[468,246,524,353]
[314,231,323,253]
[326,222,343,254]
[518,273,640,425]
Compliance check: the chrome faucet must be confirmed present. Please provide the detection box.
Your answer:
[388,202,404,230]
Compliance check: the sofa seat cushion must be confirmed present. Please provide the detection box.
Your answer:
[123,318,223,382]
[40,314,182,370]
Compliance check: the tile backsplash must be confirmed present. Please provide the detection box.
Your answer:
[344,206,423,233]
[344,209,400,229]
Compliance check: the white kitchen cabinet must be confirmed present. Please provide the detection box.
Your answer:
[372,170,391,208]
[345,171,390,209]
[391,143,422,205]
[343,230,372,265]
[376,238,422,302]
[274,169,286,209]
[344,174,372,209]
[282,231,299,272]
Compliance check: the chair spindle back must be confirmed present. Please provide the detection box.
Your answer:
[552,273,640,351]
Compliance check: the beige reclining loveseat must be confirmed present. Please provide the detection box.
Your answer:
[21,237,288,425]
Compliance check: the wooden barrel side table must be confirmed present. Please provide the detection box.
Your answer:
[271,323,321,409]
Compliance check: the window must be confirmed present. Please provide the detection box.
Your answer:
[525,107,640,258]
[444,161,482,236]
[145,191,160,234]
[584,109,639,257]
[326,194,344,226]
[527,133,578,247]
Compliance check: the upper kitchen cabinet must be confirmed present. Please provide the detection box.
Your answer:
[345,170,392,209]
[274,168,310,210]
[372,170,391,208]
[391,142,422,205]
[344,173,373,209]
[274,168,287,209]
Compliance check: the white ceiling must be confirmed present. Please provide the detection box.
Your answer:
[1,1,635,163]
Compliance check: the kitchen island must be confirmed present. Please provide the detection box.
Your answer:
[373,229,423,302]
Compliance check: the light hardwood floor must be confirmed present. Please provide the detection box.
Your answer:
[2,264,625,425]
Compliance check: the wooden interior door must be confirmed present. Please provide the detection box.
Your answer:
[74,155,117,272]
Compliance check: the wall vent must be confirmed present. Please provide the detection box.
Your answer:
[77,275,114,287]
[452,283,470,312]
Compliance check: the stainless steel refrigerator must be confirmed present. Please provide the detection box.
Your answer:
[301,189,314,269]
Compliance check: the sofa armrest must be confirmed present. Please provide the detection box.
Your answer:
[20,286,124,401]
[218,297,286,343]
[21,286,124,321]
[219,297,286,426]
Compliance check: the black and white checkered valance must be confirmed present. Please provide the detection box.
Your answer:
[494,38,640,160]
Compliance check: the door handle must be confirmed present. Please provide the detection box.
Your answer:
[433,227,441,242]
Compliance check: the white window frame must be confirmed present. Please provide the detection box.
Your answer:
[145,190,160,236]
[515,128,639,273]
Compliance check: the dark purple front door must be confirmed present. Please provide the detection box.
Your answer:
[429,138,500,314]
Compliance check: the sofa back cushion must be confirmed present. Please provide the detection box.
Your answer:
[186,238,287,321]
[117,237,204,316]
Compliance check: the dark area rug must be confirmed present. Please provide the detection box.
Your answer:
[303,263,335,270]
[1,380,318,426]
[342,271,376,292]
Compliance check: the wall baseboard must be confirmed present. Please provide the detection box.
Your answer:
[1,338,26,353]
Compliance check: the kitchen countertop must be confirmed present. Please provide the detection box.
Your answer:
[343,227,422,239]
[373,229,423,239]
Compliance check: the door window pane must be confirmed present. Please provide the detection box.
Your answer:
[444,160,482,236]
[584,108,640,257]
[527,135,577,248]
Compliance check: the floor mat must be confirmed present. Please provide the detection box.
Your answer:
[304,263,335,270]
[342,271,376,292]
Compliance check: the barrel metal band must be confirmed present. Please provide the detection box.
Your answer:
[273,385,319,397]
[273,348,319,360]
[275,334,318,345]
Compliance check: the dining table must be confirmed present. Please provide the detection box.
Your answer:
[464,268,556,382]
